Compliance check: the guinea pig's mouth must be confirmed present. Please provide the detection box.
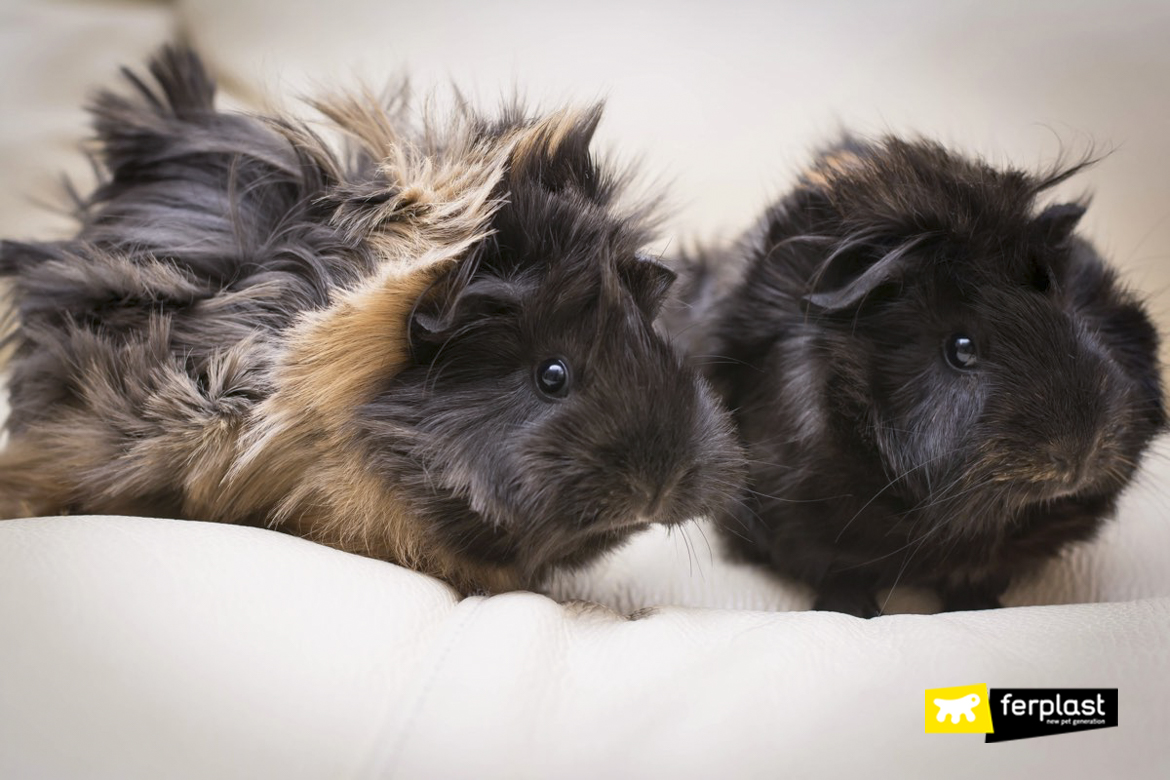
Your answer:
[981,432,1126,503]
[1031,478,1091,502]
[569,479,687,533]
[989,460,1116,505]
[589,508,659,533]
[985,467,1086,501]
[584,500,689,535]
[639,497,707,528]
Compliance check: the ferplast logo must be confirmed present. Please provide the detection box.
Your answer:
[925,686,1118,742]
[924,684,994,734]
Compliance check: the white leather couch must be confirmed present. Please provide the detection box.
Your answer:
[2,2,1168,777]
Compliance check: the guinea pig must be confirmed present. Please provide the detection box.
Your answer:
[667,135,1165,617]
[0,46,744,594]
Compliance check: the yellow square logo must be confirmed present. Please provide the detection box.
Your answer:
[925,684,994,734]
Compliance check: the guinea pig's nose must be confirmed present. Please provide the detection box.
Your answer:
[1045,437,1095,485]
[634,471,682,519]
[1048,450,1078,480]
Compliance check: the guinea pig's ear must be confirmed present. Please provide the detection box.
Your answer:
[507,105,604,199]
[409,304,445,342]
[1034,202,1087,245]
[408,267,525,357]
[407,263,468,354]
[406,284,449,363]
[803,241,914,312]
[617,253,678,318]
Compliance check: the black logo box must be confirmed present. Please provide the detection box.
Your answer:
[986,688,1118,743]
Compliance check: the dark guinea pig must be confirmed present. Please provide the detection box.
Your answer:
[0,47,744,594]
[668,135,1165,617]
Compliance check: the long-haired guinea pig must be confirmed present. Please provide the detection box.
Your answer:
[666,135,1165,617]
[0,47,744,594]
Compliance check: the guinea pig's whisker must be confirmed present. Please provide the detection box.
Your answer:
[681,525,703,579]
[665,316,707,341]
[689,354,756,368]
[834,447,964,543]
[744,486,847,504]
[862,476,1000,592]
[871,425,922,435]
[713,497,765,540]
[880,530,939,614]
[665,523,700,579]
[740,431,822,450]
[739,455,804,472]
[691,520,716,563]
[840,476,992,572]
[906,474,986,517]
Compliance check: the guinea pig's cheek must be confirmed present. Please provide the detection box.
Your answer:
[441,447,519,528]
[769,336,826,442]
[878,377,983,482]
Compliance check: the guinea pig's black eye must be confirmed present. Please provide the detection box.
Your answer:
[535,358,571,398]
[944,334,979,370]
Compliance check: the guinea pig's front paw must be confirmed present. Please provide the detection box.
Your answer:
[940,582,1006,613]
[812,585,881,618]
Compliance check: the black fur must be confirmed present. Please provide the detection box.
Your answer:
[359,117,743,584]
[671,136,1165,616]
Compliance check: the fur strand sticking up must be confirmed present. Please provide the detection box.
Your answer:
[0,46,745,593]
[667,135,1164,616]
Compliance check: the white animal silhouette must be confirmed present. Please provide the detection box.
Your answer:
[934,693,980,724]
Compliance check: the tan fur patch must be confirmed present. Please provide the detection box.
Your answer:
[211,261,451,555]
[803,148,866,190]
[507,107,598,178]
[200,99,526,587]
[0,439,72,518]
[244,257,521,591]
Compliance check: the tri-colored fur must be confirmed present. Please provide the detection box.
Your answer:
[0,47,744,593]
